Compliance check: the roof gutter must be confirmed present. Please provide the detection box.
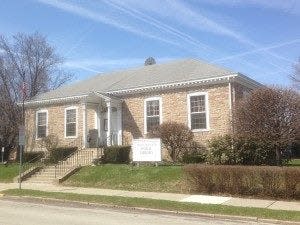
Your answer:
[22,94,88,107]
[107,74,239,95]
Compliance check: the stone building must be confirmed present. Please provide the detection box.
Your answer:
[24,59,261,151]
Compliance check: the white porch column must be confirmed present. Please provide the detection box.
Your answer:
[82,101,87,148]
[97,104,102,145]
[106,100,112,146]
[117,103,122,145]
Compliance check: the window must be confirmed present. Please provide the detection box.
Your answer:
[36,110,47,139]
[103,119,108,131]
[65,107,77,137]
[144,97,162,133]
[188,92,209,131]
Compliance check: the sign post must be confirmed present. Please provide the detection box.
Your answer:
[1,147,4,163]
[18,125,25,190]
[132,139,161,165]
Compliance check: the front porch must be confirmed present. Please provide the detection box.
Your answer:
[81,92,122,148]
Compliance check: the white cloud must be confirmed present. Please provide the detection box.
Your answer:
[37,0,181,47]
[213,38,300,63]
[37,0,295,77]
[198,0,300,15]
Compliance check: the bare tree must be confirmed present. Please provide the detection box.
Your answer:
[0,32,72,154]
[291,58,300,90]
[152,122,194,162]
[233,87,300,166]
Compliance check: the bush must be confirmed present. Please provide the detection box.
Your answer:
[184,164,300,199]
[41,135,59,151]
[182,152,206,164]
[23,151,45,163]
[181,141,206,164]
[207,135,280,166]
[102,146,131,164]
[234,87,300,165]
[149,122,194,162]
[47,147,77,164]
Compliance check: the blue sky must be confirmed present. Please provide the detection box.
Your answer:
[1,0,299,86]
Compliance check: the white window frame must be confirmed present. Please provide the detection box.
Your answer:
[144,97,163,134]
[187,92,210,132]
[35,109,48,140]
[64,106,78,138]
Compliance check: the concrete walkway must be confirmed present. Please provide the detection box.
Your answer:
[0,182,299,211]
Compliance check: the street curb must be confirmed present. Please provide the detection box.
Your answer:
[2,195,300,225]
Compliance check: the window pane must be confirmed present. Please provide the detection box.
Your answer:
[66,108,77,137]
[37,125,46,138]
[190,95,205,113]
[103,119,108,131]
[191,113,206,130]
[147,117,159,132]
[147,100,159,116]
[37,112,46,126]
[66,123,76,137]
[66,109,76,123]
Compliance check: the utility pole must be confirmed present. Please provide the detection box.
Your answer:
[18,80,27,189]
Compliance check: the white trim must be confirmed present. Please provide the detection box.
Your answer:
[82,103,87,147]
[117,103,122,145]
[24,94,88,107]
[187,92,210,132]
[109,74,238,95]
[106,101,112,146]
[144,96,163,134]
[94,111,98,129]
[35,109,48,140]
[229,82,232,115]
[64,106,78,139]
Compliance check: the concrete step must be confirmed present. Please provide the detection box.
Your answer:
[24,148,102,183]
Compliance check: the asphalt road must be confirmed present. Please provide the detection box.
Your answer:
[0,199,277,225]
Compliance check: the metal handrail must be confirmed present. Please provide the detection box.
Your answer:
[54,137,99,178]
[22,153,45,176]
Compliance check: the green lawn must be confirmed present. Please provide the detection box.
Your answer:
[64,164,185,193]
[2,189,299,222]
[289,159,300,167]
[0,164,19,182]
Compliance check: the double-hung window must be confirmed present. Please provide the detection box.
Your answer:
[65,107,77,138]
[144,97,162,133]
[188,92,209,131]
[36,110,48,139]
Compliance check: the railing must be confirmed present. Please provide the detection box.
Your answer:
[21,153,45,181]
[54,145,99,179]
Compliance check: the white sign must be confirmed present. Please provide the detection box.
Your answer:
[132,138,161,162]
[1,147,4,153]
[18,125,25,146]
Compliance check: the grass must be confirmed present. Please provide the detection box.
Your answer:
[289,159,300,167]
[0,164,19,182]
[64,164,185,193]
[1,189,299,222]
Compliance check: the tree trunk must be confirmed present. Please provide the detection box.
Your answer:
[275,148,282,166]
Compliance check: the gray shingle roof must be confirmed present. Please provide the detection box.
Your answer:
[32,59,235,101]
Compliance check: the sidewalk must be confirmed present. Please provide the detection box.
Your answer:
[0,182,299,211]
